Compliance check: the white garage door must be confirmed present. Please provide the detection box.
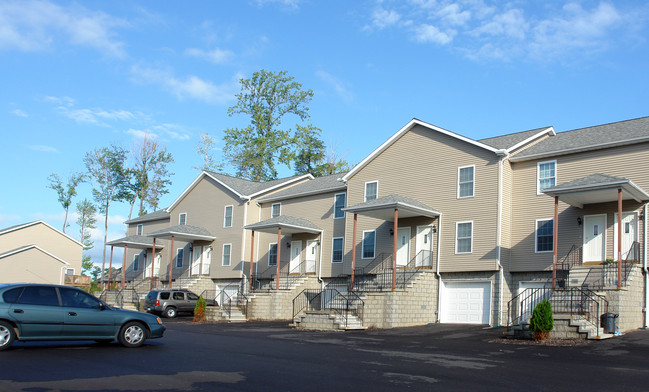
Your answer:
[441,281,491,324]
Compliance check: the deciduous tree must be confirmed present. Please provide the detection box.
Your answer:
[194,133,222,173]
[76,198,97,276]
[47,172,85,233]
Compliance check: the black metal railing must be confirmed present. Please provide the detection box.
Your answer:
[556,245,581,288]
[250,260,308,291]
[581,241,640,289]
[292,288,364,328]
[507,287,608,337]
[201,285,248,320]
[354,253,392,276]
[98,288,140,310]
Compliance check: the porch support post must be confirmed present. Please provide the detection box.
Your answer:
[108,245,114,289]
[249,230,255,291]
[351,213,357,291]
[393,208,398,291]
[552,196,559,289]
[167,236,174,288]
[618,188,623,289]
[276,227,282,290]
[151,238,156,288]
[121,244,127,289]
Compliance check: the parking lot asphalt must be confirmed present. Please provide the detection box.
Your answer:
[2,317,649,391]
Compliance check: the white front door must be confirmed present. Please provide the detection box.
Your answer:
[290,241,302,274]
[192,245,202,276]
[143,253,151,278]
[583,215,606,262]
[305,240,317,274]
[203,246,212,275]
[614,212,638,261]
[396,227,410,267]
[154,254,161,276]
[415,226,433,267]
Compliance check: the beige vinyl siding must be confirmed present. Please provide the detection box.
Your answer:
[254,191,346,278]
[510,141,649,272]
[170,176,246,279]
[124,217,170,280]
[0,223,82,274]
[345,124,501,273]
[0,247,70,284]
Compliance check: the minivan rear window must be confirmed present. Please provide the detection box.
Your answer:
[2,287,23,303]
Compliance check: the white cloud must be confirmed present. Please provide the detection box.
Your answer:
[28,145,59,153]
[473,9,527,40]
[371,8,402,29]
[10,109,27,117]
[0,0,128,57]
[130,65,237,105]
[437,3,471,26]
[413,24,455,44]
[185,47,234,64]
[125,124,190,141]
[316,71,354,103]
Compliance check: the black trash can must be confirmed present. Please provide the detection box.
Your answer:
[600,312,618,334]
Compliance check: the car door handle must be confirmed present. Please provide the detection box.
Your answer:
[13,309,24,314]
[68,312,77,316]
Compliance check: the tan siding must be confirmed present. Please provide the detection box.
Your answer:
[510,142,649,272]
[0,247,69,284]
[346,125,501,273]
[0,223,82,275]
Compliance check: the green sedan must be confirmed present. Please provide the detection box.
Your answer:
[0,283,165,350]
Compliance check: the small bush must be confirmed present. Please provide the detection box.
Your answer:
[193,296,207,322]
[529,299,553,340]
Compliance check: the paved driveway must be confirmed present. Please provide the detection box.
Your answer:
[1,319,649,391]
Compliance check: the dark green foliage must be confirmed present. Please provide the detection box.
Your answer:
[193,296,207,322]
[529,299,553,333]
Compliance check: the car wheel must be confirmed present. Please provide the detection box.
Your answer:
[164,307,177,318]
[118,322,147,348]
[0,321,16,351]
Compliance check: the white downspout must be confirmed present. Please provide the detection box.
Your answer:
[241,198,249,276]
[318,231,324,289]
[642,204,649,329]
[436,213,443,323]
[495,155,508,326]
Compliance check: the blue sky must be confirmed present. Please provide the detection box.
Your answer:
[1,0,648,267]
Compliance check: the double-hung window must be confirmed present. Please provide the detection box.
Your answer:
[224,205,233,228]
[537,160,556,194]
[535,219,554,253]
[222,244,232,266]
[178,213,187,225]
[271,203,281,218]
[268,243,278,266]
[457,165,475,198]
[362,231,376,259]
[455,221,473,254]
[176,249,184,268]
[364,181,378,202]
[332,237,344,263]
[133,255,139,271]
[334,193,346,219]
[136,224,143,236]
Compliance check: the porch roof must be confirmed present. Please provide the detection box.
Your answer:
[106,235,165,249]
[244,215,322,235]
[146,225,216,242]
[542,173,649,208]
[343,194,441,220]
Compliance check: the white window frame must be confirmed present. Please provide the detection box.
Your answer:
[178,213,187,225]
[271,203,281,218]
[537,160,557,195]
[364,181,378,202]
[535,218,554,253]
[334,193,346,219]
[223,205,233,228]
[361,230,376,259]
[136,224,143,236]
[457,165,475,199]
[268,243,278,266]
[133,255,139,271]
[455,221,473,254]
[332,237,344,263]
[222,243,232,266]
[176,248,184,268]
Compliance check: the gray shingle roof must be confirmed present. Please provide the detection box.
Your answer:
[106,235,164,248]
[244,215,322,234]
[124,210,170,224]
[544,173,629,191]
[511,116,649,161]
[147,225,216,240]
[206,171,309,197]
[478,127,551,150]
[344,194,441,219]
[259,172,348,202]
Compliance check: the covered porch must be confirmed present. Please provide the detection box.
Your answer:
[146,225,216,288]
[244,215,323,291]
[543,173,649,290]
[105,235,165,289]
[343,194,441,291]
